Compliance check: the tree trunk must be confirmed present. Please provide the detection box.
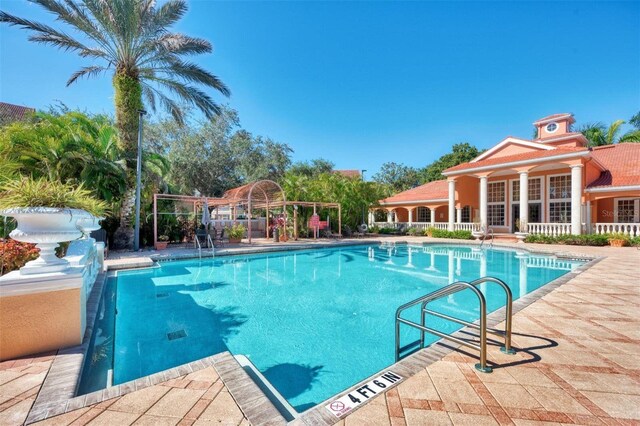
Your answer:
[112,72,143,250]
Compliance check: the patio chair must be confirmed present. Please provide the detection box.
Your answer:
[353,224,368,238]
[213,227,227,247]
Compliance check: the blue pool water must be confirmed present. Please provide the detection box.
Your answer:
[79,244,583,412]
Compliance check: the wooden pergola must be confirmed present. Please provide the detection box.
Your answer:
[152,180,342,245]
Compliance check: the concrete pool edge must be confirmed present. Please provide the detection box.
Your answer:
[25,240,601,425]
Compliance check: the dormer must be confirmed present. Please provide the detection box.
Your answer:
[533,113,587,147]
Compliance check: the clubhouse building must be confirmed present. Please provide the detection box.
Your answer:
[372,113,640,237]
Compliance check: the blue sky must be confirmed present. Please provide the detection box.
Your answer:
[1,1,639,177]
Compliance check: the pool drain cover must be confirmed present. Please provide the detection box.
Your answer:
[167,330,187,340]
[156,292,169,298]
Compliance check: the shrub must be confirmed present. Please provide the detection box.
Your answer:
[0,177,107,216]
[429,229,473,240]
[406,227,421,236]
[379,227,396,234]
[0,238,39,276]
[368,224,380,234]
[629,236,640,247]
[524,233,614,246]
[227,224,246,239]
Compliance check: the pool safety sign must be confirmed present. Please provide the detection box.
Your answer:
[325,371,403,417]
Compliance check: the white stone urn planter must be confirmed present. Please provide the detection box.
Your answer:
[472,230,484,241]
[515,232,529,243]
[0,207,92,275]
[77,215,105,239]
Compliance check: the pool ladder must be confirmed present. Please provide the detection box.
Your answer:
[479,228,494,249]
[395,276,516,373]
[194,234,215,259]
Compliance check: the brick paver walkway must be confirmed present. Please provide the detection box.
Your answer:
[1,240,638,425]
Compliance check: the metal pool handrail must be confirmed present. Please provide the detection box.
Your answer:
[480,228,494,249]
[395,276,516,373]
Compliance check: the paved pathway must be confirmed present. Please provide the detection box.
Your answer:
[1,240,638,425]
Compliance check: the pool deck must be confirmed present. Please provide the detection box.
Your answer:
[1,237,639,425]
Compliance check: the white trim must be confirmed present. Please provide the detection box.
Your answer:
[614,197,640,223]
[487,180,507,227]
[379,198,448,205]
[443,151,590,176]
[509,176,544,230]
[535,133,588,144]
[545,122,559,134]
[533,114,573,126]
[585,185,640,193]
[471,137,554,163]
[547,173,572,224]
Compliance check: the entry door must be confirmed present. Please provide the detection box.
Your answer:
[512,203,542,232]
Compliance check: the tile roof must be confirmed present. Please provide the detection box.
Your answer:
[588,143,640,188]
[444,146,588,173]
[0,102,35,122]
[379,180,448,204]
[334,169,361,178]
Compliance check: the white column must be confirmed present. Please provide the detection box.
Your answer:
[430,208,436,226]
[479,176,488,231]
[586,200,592,234]
[456,208,462,224]
[571,165,583,235]
[408,208,413,226]
[519,171,529,232]
[386,210,392,223]
[448,179,456,231]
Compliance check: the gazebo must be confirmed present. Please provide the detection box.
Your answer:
[153,180,342,245]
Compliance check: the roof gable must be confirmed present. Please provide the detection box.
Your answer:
[471,137,553,163]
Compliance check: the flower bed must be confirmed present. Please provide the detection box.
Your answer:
[0,239,39,276]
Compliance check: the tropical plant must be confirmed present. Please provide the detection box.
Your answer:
[227,224,246,239]
[1,0,230,247]
[577,119,640,147]
[1,111,128,202]
[0,177,107,216]
[373,162,421,193]
[281,171,388,231]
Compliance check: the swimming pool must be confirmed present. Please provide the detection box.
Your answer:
[79,243,583,413]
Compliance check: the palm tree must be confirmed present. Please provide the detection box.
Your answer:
[577,119,640,146]
[1,0,230,247]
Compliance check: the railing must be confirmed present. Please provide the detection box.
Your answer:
[372,221,449,230]
[479,228,494,249]
[395,276,516,372]
[528,222,572,236]
[593,223,640,237]
[455,223,481,232]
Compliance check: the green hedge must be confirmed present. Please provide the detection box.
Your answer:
[525,233,640,247]
[427,228,474,240]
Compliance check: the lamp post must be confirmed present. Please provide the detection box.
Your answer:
[133,109,147,251]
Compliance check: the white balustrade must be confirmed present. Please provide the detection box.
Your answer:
[528,223,572,236]
[593,223,639,237]
[454,223,480,232]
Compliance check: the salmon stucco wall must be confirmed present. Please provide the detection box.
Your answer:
[0,288,83,361]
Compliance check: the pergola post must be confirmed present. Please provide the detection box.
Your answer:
[153,194,157,247]
[338,204,342,236]
[293,206,298,240]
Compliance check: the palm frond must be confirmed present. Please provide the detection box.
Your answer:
[606,119,625,145]
[67,65,110,85]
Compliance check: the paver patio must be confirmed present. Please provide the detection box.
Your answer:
[1,238,638,425]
